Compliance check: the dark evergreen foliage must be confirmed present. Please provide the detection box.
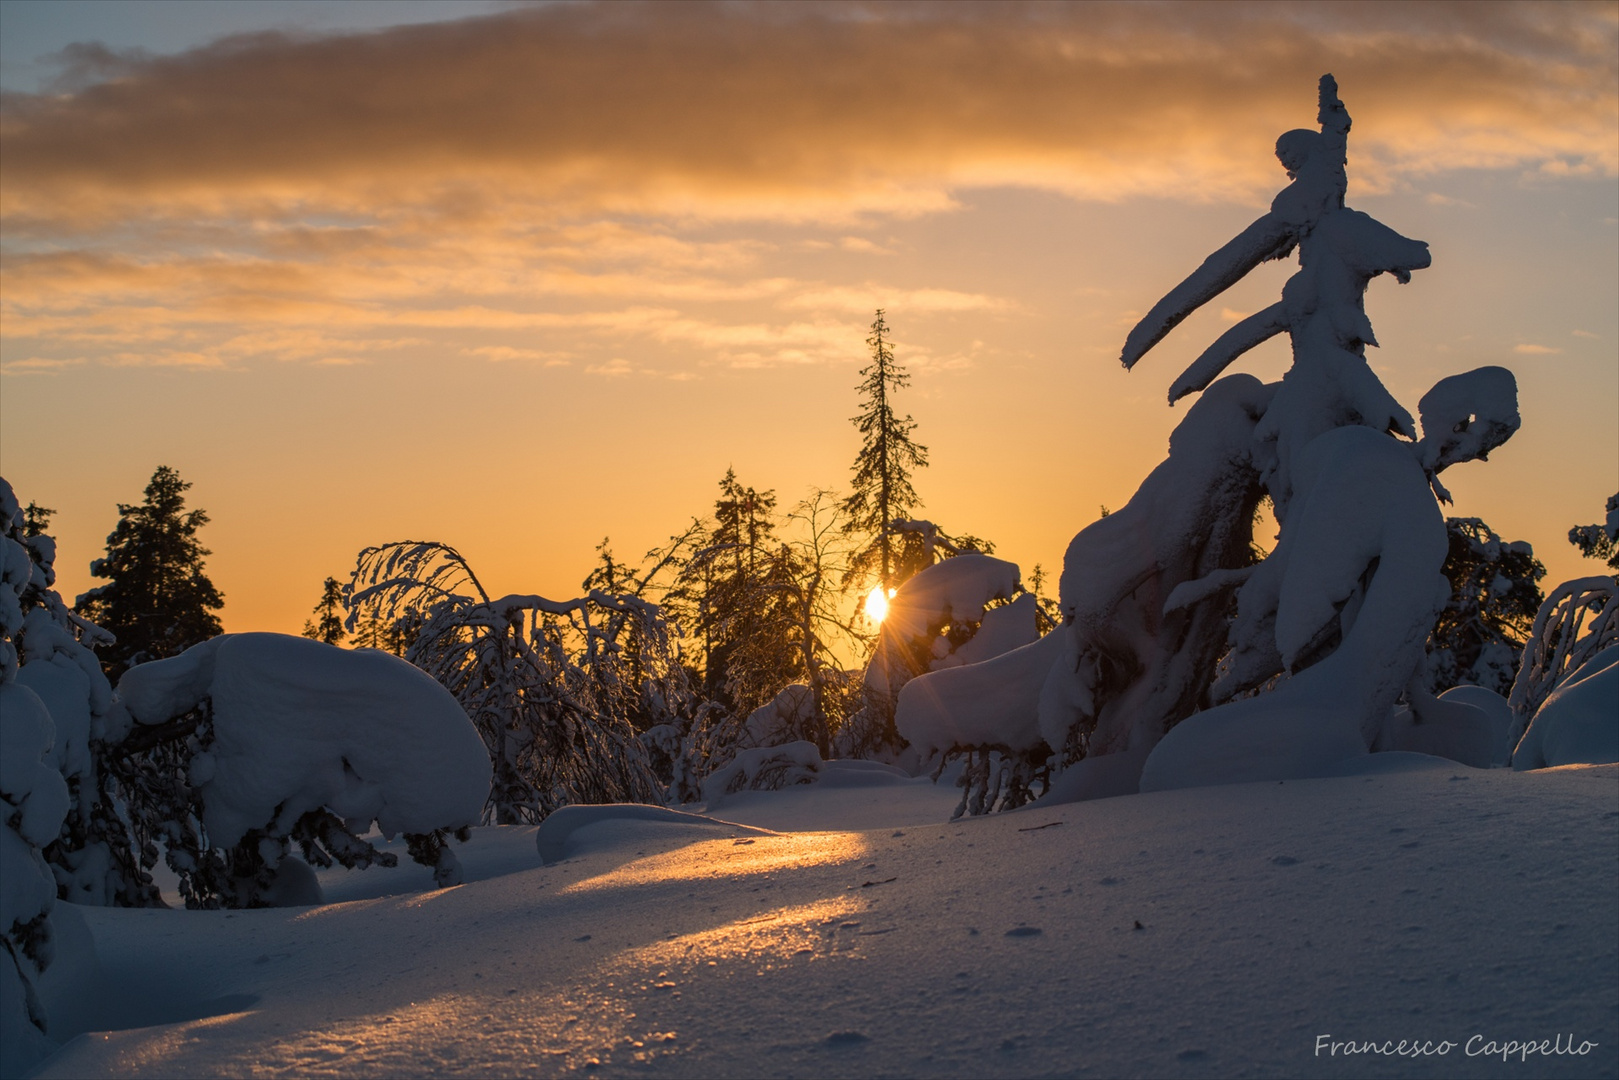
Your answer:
[1427,517,1545,695]
[76,466,224,681]
[842,310,930,597]
[1567,492,1619,572]
[302,576,346,645]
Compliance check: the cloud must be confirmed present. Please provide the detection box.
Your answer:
[585,358,631,377]
[464,345,572,364]
[1513,343,1563,355]
[783,286,1010,314]
[1,2,1612,376]
[1,1,1612,229]
[838,237,892,255]
[0,356,85,375]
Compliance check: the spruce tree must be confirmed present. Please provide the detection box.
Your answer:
[76,466,224,681]
[302,577,347,645]
[842,310,929,600]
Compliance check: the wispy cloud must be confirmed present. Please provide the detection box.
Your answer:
[783,286,1011,314]
[1513,343,1563,355]
[1,2,1612,375]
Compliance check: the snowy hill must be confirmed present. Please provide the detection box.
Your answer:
[29,758,1617,1079]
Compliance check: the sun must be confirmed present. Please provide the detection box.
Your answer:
[865,585,894,624]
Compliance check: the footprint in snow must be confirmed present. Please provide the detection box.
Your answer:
[1005,926,1044,938]
[1271,855,1299,866]
[826,1031,870,1048]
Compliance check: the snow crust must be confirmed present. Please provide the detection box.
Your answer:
[115,633,491,846]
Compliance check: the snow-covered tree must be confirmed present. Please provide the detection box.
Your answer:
[1,479,78,1073]
[302,576,347,645]
[893,76,1525,805]
[107,633,490,906]
[75,466,224,681]
[843,310,930,603]
[665,471,802,717]
[850,551,1039,764]
[1427,518,1544,696]
[348,541,675,824]
[2,482,159,909]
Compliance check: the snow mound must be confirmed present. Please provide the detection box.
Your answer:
[535,803,776,865]
[701,741,823,805]
[1513,647,1619,770]
[116,633,491,846]
[815,759,912,788]
[740,684,817,749]
[1438,684,1516,766]
[896,630,1063,767]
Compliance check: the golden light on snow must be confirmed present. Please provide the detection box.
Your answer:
[865,585,892,625]
[562,832,869,895]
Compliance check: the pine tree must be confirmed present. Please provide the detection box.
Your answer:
[301,577,346,646]
[673,469,797,714]
[842,310,929,601]
[76,466,224,681]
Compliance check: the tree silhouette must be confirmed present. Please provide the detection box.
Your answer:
[302,576,347,646]
[76,466,224,681]
[843,310,929,601]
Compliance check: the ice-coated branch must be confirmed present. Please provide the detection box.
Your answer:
[1507,575,1618,725]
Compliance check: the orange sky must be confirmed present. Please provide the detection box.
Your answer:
[2,1,1615,633]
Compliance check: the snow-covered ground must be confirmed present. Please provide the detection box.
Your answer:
[26,757,1617,1079]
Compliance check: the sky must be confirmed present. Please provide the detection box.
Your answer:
[1,0,1615,636]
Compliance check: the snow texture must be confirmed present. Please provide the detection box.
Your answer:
[535,804,777,866]
[875,553,1020,647]
[23,763,1618,1080]
[115,633,491,847]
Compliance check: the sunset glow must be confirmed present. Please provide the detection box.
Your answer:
[0,1,1613,633]
[865,586,892,625]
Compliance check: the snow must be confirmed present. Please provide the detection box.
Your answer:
[700,742,823,805]
[895,629,1064,766]
[23,762,1617,1079]
[535,805,777,866]
[876,553,1021,646]
[1,681,71,1079]
[115,633,491,846]
[1512,647,1619,770]
[738,684,817,749]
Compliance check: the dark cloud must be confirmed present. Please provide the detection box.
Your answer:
[2,1,1613,224]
